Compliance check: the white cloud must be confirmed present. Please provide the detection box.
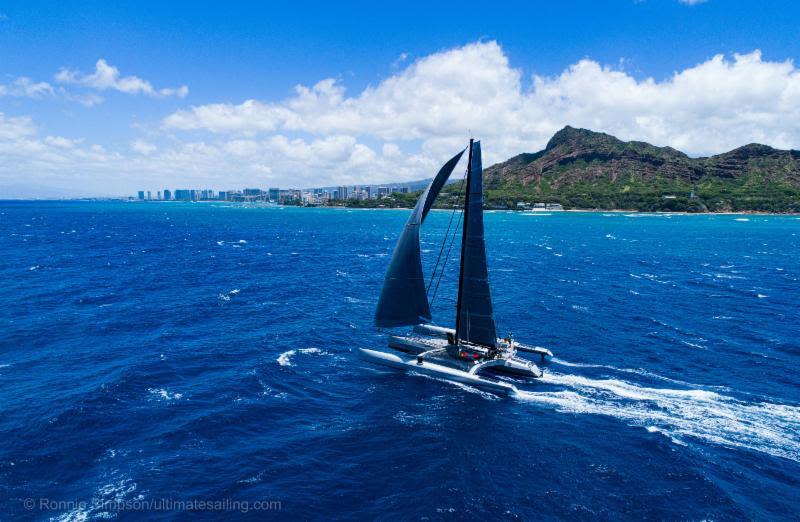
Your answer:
[163,42,800,161]
[56,59,188,98]
[4,41,800,196]
[0,112,37,140]
[0,77,55,98]
[131,139,157,155]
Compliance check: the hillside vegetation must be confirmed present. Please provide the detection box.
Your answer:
[474,126,800,212]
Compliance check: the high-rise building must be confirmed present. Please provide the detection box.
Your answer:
[337,186,349,200]
[397,186,409,193]
[138,191,145,200]
[174,189,192,201]
[268,188,280,202]
[147,190,152,200]
[157,191,162,200]
[163,189,172,201]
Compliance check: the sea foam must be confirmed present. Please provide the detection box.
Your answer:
[515,370,800,462]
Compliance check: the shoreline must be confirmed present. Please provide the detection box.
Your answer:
[2,199,798,216]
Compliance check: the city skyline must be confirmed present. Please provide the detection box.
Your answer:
[132,183,413,204]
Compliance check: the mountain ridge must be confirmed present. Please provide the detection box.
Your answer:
[478,126,800,212]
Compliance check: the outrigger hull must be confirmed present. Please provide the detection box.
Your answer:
[358,348,517,395]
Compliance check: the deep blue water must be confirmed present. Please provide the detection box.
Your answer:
[1,201,799,520]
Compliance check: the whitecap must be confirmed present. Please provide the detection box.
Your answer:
[277,347,329,367]
[681,340,706,350]
[29,265,40,271]
[277,350,296,366]
[734,218,750,222]
[757,294,769,298]
[148,388,183,401]
[55,477,139,522]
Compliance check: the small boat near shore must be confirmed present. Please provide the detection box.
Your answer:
[360,139,554,393]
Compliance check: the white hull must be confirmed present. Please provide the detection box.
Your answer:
[358,348,517,395]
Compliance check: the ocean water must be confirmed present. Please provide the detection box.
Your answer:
[1,201,799,520]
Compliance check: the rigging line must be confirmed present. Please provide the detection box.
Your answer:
[428,171,467,307]
[430,204,463,307]
[426,169,467,295]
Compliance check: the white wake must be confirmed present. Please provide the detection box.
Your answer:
[515,369,800,462]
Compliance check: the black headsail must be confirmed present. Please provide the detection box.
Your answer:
[374,150,465,328]
[454,140,498,347]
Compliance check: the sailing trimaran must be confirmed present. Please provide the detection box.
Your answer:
[359,139,553,394]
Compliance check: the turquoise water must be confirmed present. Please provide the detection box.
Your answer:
[1,201,799,519]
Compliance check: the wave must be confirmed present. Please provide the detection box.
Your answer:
[55,477,138,522]
[148,388,183,401]
[218,288,240,301]
[411,372,502,401]
[515,370,800,462]
[551,357,730,390]
[276,347,326,367]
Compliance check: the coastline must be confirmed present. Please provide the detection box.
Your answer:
[3,199,798,216]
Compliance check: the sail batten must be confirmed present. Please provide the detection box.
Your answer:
[374,150,465,328]
[455,141,498,347]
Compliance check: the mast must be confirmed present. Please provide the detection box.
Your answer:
[453,138,473,344]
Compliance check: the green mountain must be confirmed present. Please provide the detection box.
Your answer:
[478,126,800,212]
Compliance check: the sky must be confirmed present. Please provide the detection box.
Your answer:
[1,0,800,197]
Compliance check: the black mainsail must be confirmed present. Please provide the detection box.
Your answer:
[454,140,498,347]
[374,150,465,328]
